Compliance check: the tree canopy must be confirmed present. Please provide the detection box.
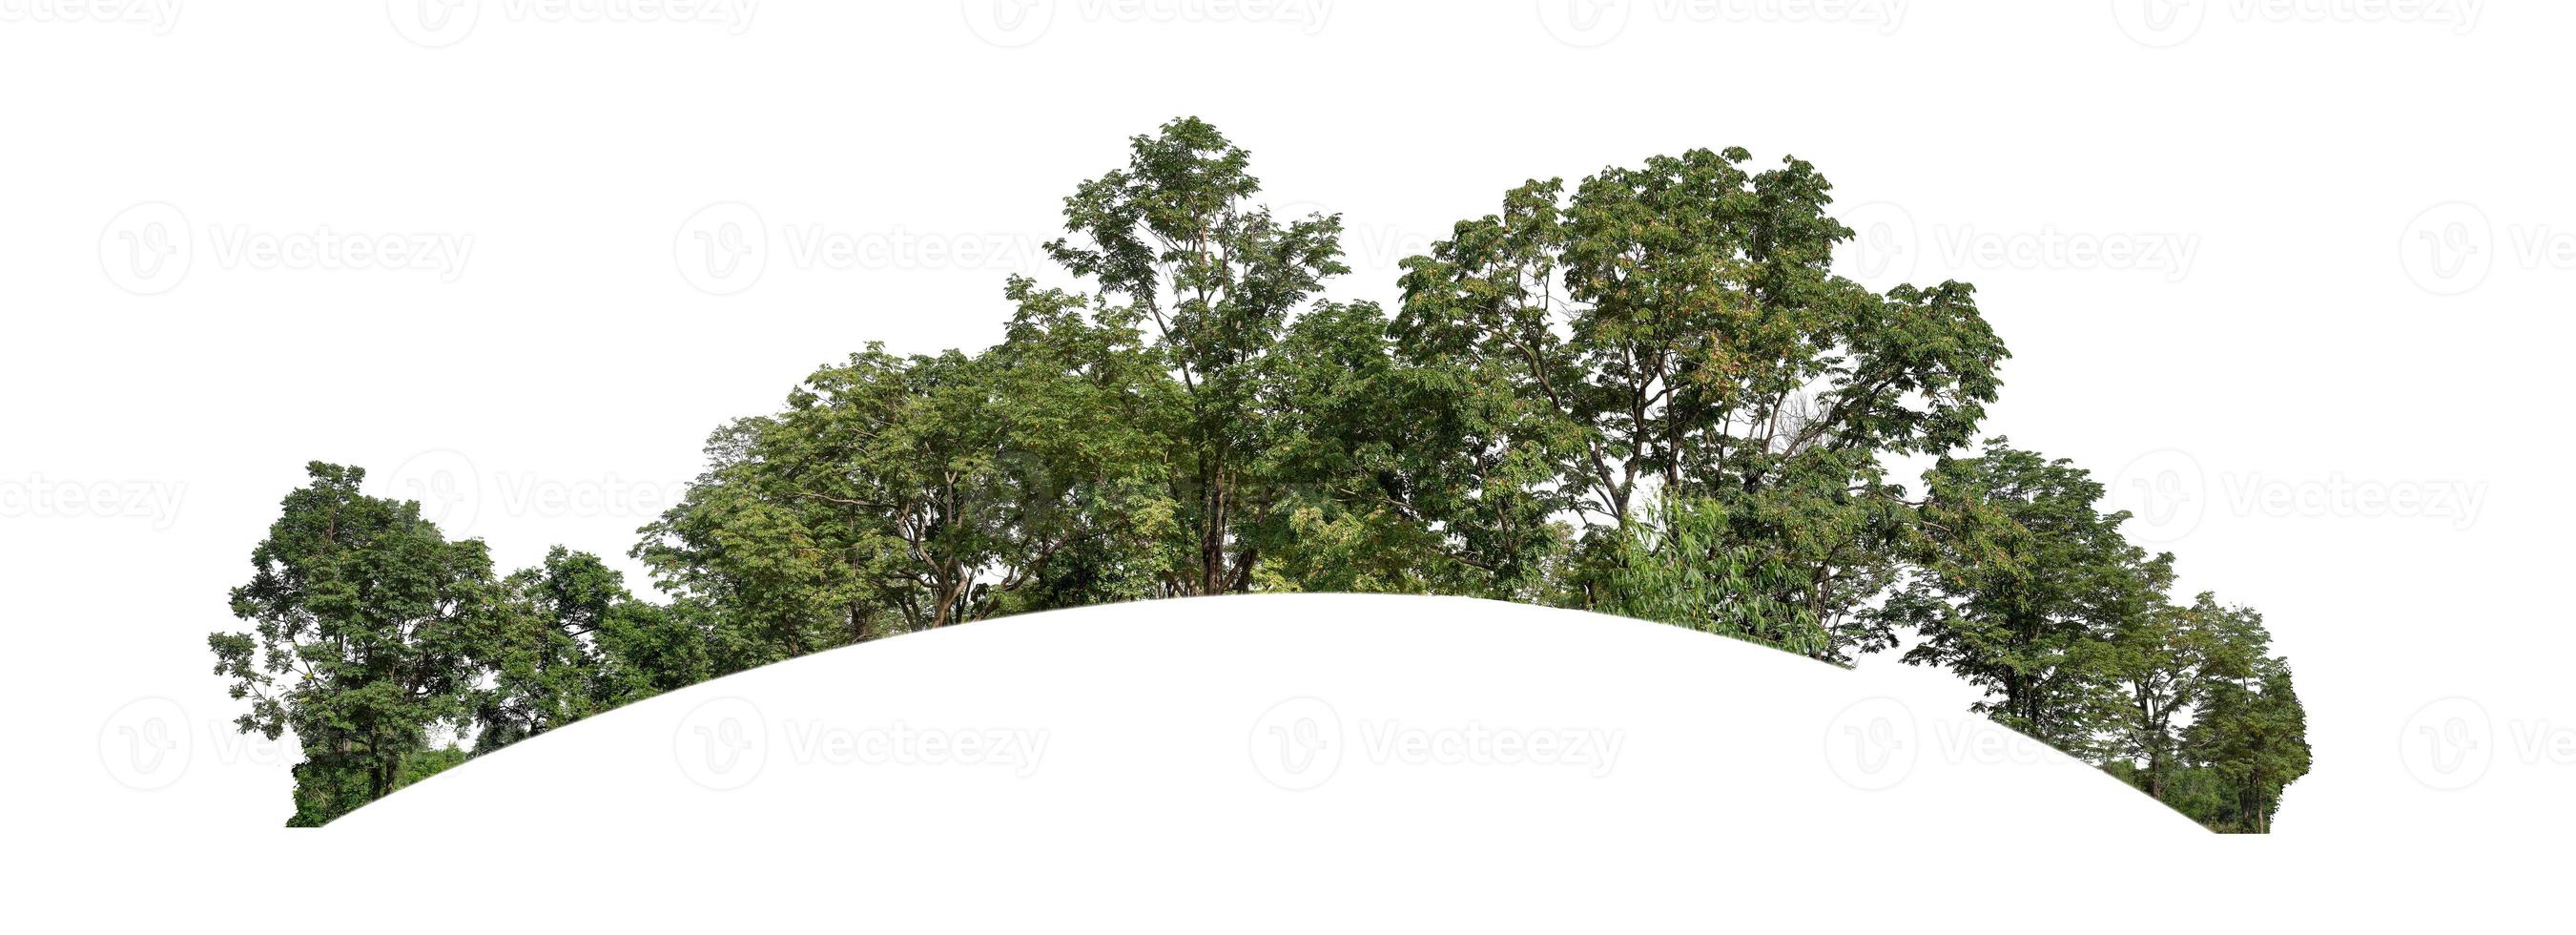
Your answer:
[213,117,2306,832]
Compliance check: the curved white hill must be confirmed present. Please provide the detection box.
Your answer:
[339,594,2195,841]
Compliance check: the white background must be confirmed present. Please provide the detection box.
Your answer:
[4,0,2567,928]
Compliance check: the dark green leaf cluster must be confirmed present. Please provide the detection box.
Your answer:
[211,465,692,825]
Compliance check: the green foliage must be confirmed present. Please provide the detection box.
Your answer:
[1392,147,2008,659]
[1884,440,2310,829]
[1883,441,2161,752]
[212,463,500,825]
[1603,495,1832,657]
[216,467,692,825]
[214,118,2308,833]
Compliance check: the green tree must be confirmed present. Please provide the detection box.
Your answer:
[471,547,694,752]
[2103,591,2267,801]
[2186,654,2312,832]
[1882,442,2159,753]
[1394,147,2008,657]
[210,463,498,825]
[1044,115,1350,596]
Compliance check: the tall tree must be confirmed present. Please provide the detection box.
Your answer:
[1883,442,2159,752]
[2186,654,2312,832]
[210,463,497,825]
[1044,115,1350,596]
[2103,591,2266,800]
[1394,148,2009,657]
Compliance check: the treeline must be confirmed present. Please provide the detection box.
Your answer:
[212,117,2307,830]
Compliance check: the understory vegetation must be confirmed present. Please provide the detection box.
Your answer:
[212,118,2308,831]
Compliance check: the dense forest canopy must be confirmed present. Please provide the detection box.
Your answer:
[212,117,2308,831]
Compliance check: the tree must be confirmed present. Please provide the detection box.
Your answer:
[2186,654,2312,832]
[210,463,498,825]
[1603,493,1834,657]
[471,547,694,753]
[215,121,2311,832]
[2103,592,2266,801]
[1883,442,2160,753]
[978,279,1186,612]
[1394,148,2008,658]
[1044,115,1350,596]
